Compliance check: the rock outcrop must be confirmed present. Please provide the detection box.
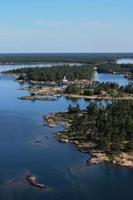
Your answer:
[26,175,46,189]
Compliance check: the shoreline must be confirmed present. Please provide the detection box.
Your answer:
[63,94,133,100]
[3,72,132,101]
[48,111,133,169]
[56,132,133,168]
[18,95,57,101]
[26,175,46,189]
[17,93,133,101]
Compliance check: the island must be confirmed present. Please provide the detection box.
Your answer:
[47,100,133,168]
[2,62,133,168]
[3,65,133,100]
[26,175,46,189]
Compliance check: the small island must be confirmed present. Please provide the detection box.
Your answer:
[26,175,46,189]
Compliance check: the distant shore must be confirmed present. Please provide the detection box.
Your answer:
[2,72,133,101]
[18,94,133,101]
[63,94,133,100]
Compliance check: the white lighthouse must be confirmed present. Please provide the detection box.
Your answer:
[63,76,68,83]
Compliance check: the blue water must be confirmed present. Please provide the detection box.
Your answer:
[0,74,133,199]
[117,59,133,64]
[96,72,129,86]
[0,62,81,73]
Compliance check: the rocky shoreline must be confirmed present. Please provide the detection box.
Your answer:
[18,95,57,101]
[26,175,46,189]
[43,113,71,128]
[42,111,133,169]
[63,94,133,100]
[18,94,133,101]
[88,152,133,168]
[3,73,133,101]
[55,127,133,169]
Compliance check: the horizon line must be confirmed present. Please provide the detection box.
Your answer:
[0,52,133,54]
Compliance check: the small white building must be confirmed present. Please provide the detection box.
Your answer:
[63,76,68,83]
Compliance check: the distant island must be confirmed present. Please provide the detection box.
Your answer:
[5,65,94,82]
[1,52,133,64]
[4,64,133,101]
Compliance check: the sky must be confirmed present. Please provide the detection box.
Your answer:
[0,0,133,53]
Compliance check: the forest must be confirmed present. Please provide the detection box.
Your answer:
[4,57,133,81]
[65,82,133,97]
[5,65,95,82]
[1,53,133,64]
[60,100,133,154]
[96,63,133,74]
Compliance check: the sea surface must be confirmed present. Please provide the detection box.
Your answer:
[96,72,129,86]
[0,64,133,200]
[117,58,133,64]
[0,63,81,72]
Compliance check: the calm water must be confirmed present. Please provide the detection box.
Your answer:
[0,63,130,87]
[0,62,81,73]
[0,70,133,199]
[117,58,133,64]
[96,72,129,86]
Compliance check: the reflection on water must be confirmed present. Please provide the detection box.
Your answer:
[96,72,129,86]
[0,62,82,72]
[0,73,133,200]
[117,58,133,64]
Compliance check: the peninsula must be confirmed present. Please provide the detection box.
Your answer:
[54,100,133,168]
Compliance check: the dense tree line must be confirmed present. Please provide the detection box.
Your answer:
[85,82,133,96]
[1,53,133,64]
[65,84,81,94]
[65,82,133,96]
[6,65,95,82]
[2,54,133,80]
[96,64,122,73]
[120,64,133,73]
[65,100,133,154]
[96,64,133,80]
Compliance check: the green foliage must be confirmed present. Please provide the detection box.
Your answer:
[84,89,94,96]
[1,53,133,64]
[65,84,81,94]
[68,104,80,114]
[97,64,121,73]
[6,65,94,82]
[84,82,133,96]
[66,100,133,154]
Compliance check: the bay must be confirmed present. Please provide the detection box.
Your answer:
[0,66,132,200]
